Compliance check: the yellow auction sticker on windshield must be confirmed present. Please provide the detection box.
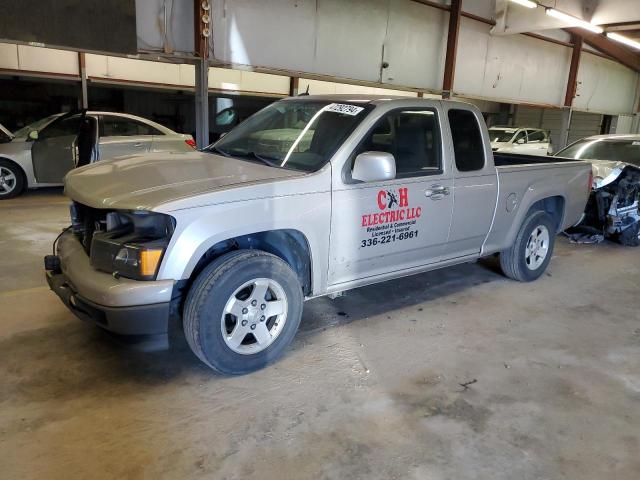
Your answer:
[326,103,364,116]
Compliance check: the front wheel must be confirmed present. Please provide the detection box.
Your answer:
[0,160,25,199]
[183,250,303,375]
[500,211,556,282]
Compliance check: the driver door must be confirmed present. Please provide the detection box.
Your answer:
[328,107,454,286]
[31,112,85,184]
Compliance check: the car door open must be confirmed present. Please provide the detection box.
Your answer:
[328,107,454,286]
[30,112,92,184]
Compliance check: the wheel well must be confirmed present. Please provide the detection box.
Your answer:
[190,229,313,296]
[0,157,27,188]
[528,196,565,232]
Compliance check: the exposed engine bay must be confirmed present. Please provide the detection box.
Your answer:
[582,165,640,246]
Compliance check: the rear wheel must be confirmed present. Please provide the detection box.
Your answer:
[500,211,556,282]
[183,250,303,375]
[0,160,25,199]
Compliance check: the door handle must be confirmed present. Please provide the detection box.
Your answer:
[424,185,450,200]
[133,142,144,147]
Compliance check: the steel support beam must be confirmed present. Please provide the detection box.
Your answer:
[559,107,573,150]
[564,34,582,107]
[566,28,640,72]
[78,52,88,109]
[194,59,209,149]
[442,0,462,99]
[194,0,210,149]
[289,77,299,96]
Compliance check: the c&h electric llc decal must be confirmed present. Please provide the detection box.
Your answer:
[360,187,422,248]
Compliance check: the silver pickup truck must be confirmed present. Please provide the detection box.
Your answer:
[46,96,591,374]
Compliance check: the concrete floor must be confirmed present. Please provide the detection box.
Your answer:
[1,190,639,480]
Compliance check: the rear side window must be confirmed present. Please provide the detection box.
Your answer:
[448,109,485,172]
[99,115,163,137]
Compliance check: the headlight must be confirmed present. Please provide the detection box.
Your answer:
[89,211,174,280]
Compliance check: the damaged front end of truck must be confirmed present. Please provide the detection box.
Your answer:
[557,136,640,246]
[583,162,640,246]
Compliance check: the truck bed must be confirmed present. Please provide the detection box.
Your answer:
[494,152,576,167]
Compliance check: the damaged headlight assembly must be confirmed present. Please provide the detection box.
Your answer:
[89,211,176,280]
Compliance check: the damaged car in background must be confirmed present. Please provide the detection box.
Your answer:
[557,134,640,246]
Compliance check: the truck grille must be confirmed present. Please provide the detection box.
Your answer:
[70,202,109,255]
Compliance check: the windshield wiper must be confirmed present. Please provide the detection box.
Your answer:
[232,151,280,168]
[209,145,231,157]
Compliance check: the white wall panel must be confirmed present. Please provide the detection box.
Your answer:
[455,18,571,106]
[0,43,19,70]
[573,53,639,114]
[382,0,447,90]
[298,78,418,97]
[315,0,389,82]
[86,55,183,85]
[135,0,194,54]
[0,44,79,76]
[212,0,317,73]
[209,67,289,95]
[211,0,445,89]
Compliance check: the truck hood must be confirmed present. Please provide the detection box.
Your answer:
[64,151,303,210]
[587,159,639,189]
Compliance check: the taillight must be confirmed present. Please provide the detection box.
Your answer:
[185,138,196,149]
[587,169,593,193]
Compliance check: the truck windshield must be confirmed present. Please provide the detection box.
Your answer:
[558,139,640,166]
[488,128,516,143]
[206,100,372,172]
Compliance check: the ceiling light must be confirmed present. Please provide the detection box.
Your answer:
[510,0,537,8]
[545,8,603,34]
[606,32,640,51]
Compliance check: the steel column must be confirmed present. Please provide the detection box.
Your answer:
[559,107,573,150]
[194,59,209,149]
[564,35,582,107]
[78,52,88,109]
[194,0,210,149]
[442,0,462,99]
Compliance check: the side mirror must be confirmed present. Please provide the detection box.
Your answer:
[352,151,396,182]
[28,130,39,141]
[516,138,525,145]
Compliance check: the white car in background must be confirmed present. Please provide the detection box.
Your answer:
[0,111,195,199]
[489,127,552,156]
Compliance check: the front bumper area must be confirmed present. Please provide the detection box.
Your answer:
[46,231,175,349]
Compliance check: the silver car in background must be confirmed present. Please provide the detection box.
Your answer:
[557,134,640,246]
[0,111,195,199]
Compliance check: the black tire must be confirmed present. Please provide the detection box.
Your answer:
[0,159,25,199]
[499,210,556,282]
[183,250,303,375]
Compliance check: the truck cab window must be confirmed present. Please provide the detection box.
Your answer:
[448,109,485,172]
[356,109,441,178]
